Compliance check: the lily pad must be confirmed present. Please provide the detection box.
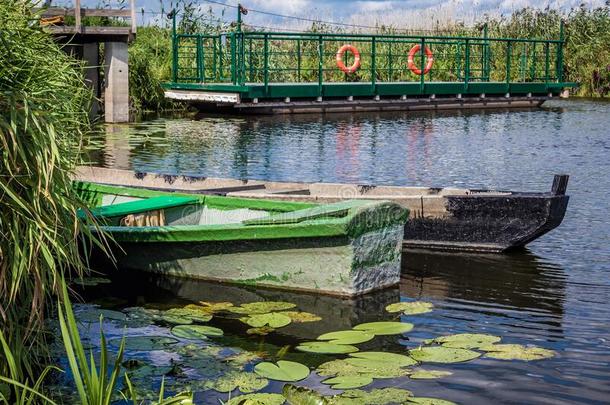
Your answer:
[317,330,374,345]
[229,301,296,315]
[409,370,453,379]
[353,321,413,335]
[279,311,322,323]
[425,333,501,349]
[348,351,417,367]
[161,315,193,325]
[409,346,480,363]
[76,308,127,323]
[296,342,359,354]
[386,301,434,315]
[247,326,275,336]
[330,388,414,405]
[242,313,291,328]
[254,360,310,382]
[282,385,326,404]
[323,375,373,389]
[480,344,555,361]
[198,301,234,313]
[205,371,268,393]
[226,393,286,405]
[316,359,409,379]
[165,307,213,323]
[408,398,458,405]
[171,325,224,340]
[109,336,178,351]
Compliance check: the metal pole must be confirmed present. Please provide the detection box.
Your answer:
[483,23,489,81]
[465,39,470,91]
[556,19,565,82]
[171,10,177,83]
[230,33,236,84]
[419,37,425,93]
[197,35,203,82]
[505,41,512,85]
[544,42,550,83]
[388,41,392,81]
[372,36,377,90]
[297,39,301,82]
[318,36,323,97]
[264,34,269,93]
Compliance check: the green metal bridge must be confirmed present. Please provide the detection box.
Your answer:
[164,9,576,113]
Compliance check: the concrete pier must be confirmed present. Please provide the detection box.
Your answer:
[104,42,129,123]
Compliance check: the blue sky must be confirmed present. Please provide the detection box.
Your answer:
[55,0,606,28]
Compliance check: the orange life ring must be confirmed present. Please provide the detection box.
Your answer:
[407,45,434,75]
[336,44,361,74]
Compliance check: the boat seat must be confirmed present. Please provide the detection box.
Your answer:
[85,196,200,220]
[243,200,371,225]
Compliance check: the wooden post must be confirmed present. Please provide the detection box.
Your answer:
[551,175,569,196]
[75,0,81,33]
[130,0,137,34]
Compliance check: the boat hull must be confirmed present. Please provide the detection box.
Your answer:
[104,225,404,296]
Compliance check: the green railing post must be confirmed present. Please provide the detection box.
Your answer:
[212,37,217,81]
[388,41,393,81]
[556,19,565,82]
[372,36,377,90]
[318,35,323,97]
[264,33,269,93]
[219,35,224,80]
[248,37,253,82]
[482,23,490,81]
[230,33,236,84]
[419,37,425,93]
[196,35,203,82]
[544,42,550,84]
[464,39,470,91]
[297,39,301,82]
[505,41,512,84]
[171,10,177,83]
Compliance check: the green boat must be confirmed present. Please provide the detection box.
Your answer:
[75,181,409,296]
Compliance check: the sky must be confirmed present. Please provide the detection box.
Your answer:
[54,0,607,29]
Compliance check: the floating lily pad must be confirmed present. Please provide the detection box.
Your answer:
[197,301,234,313]
[247,326,275,336]
[353,321,413,335]
[161,315,193,325]
[331,388,414,405]
[348,351,417,367]
[225,351,263,366]
[316,359,409,379]
[323,375,373,389]
[480,344,555,361]
[76,308,127,323]
[409,369,453,379]
[409,346,480,363]
[317,330,374,345]
[282,385,326,404]
[229,301,296,315]
[109,336,179,351]
[408,397,458,405]
[74,277,112,287]
[165,307,213,323]
[254,360,310,382]
[242,313,291,328]
[171,325,224,340]
[226,393,286,405]
[425,333,501,349]
[279,311,322,323]
[205,371,268,393]
[386,301,434,315]
[296,342,358,354]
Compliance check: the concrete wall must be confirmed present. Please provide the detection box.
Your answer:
[104,42,129,123]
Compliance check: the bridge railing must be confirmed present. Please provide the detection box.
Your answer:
[172,26,565,92]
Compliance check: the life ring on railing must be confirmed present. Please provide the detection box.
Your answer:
[336,44,361,74]
[407,45,434,75]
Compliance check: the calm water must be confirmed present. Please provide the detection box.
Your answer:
[84,99,610,404]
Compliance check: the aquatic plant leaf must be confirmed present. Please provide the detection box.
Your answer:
[330,388,414,405]
[161,315,193,325]
[480,344,555,361]
[425,333,501,349]
[296,342,359,354]
[254,360,310,382]
[317,330,374,345]
[171,325,224,340]
[165,307,213,323]
[225,351,263,366]
[385,301,434,315]
[348,351,417,367]
[322,376,373,389]
[282,385,328,405]
[198,301,234,313]
[76,308,127,323]
[226,393,286,405]
[74,277,112,287]
[409,369,453,379]
[407,397,458,405]
[409,346,480,363]
[242,313,292,328]
[247,326,275,336]
[279,311,322,323]
[353,321,413,335]
[316,359,409,379]
[109,336,178,351]
[229,301,296,314]
[205,371,269,393]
